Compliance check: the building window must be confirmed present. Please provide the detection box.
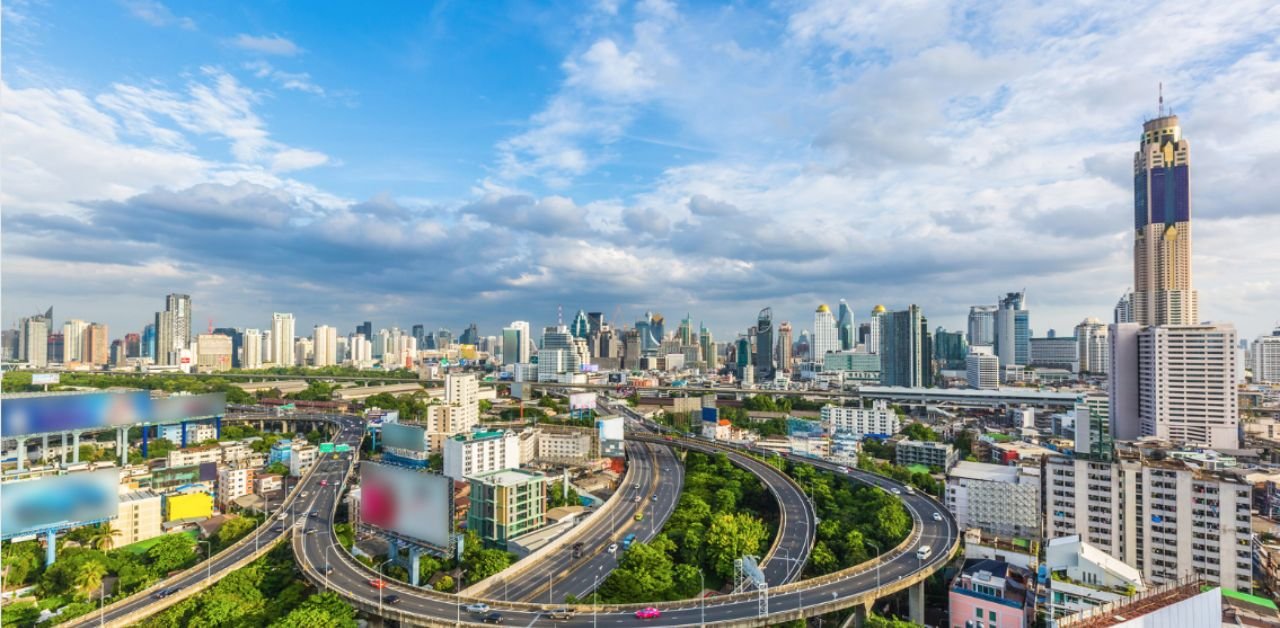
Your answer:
[976,608,983,618]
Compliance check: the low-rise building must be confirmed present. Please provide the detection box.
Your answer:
[289,445,318,477]
[115,490,164,547]
[255,473,283,495]
[896,439,957,470]
[157,423,217,446]
[443,430,520,481]
[268,439,294,466]
[821,399,900,438]
[1044,535,1145,621]
[166,444,223,468]
[217,467,254,509]
[466,468,547,547]
[535,429,594,463]
[948,558,1036,628]
[165,491,214,522]
[947,461,1041,539]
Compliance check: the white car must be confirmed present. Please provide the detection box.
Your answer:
[932,512,943,522]
[607,543,618,553]
[890,488,901,495]
[466,603,490,614]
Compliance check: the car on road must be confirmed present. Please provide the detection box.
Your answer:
[634,512,643,521]
[323,564,334,575]
[278,513,288,520]
[917,545,933,560]
[466,603,491,614]
[151,587,180,599]
[548,608,576,620]
[481,612,504,624]
[651,494,658,501]
[384,594,401,605]
[607,542,618,554]
[632,495,641,503]
[635,607,661,619]
[320,480,329,486]
[890,488,901,495]
[309,511,318,517]
[272,526,284,532]
[932,512,943,522]
[305,528,316,534]
[369,578,388,589]
[633,483,641,489]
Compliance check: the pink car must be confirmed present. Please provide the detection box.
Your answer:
[635,607,661,619]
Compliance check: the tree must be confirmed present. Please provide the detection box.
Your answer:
[215,516,258,550]
[873,501,911,546]
[464,548,512,584]
[901,422,939,442]
[435,575,455,592]
[73,560,108,600]
[265,462,290,476]
[334,523,355,550]
[2,541,46,586]
[865,612,918,627]
[147,533,197,574]
[270,592,357,628]
[843,529,871,566]
[810,541,839,574]
[81,523,122,551]
[705,513,769,579]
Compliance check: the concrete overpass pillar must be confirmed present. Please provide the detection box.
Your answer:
[118,428,128,466]
[60,432,68,465]
[409,547,421,586]
[72,431,81,463]
[908,581,925,626]
[842,602,870,628]
[41,434,49,462]
[16,437,27,471]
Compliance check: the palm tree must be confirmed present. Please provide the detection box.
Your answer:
[73,561,108,600]
[86,523,122,551]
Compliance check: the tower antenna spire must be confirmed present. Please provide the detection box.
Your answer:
[1158,82,1164,117]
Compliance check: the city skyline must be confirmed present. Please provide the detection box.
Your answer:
[4,1,1280,341]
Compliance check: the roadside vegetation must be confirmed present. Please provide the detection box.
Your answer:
[785,463,912,578]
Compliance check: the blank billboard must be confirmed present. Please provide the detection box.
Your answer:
[360,462,452,548]
[1,392,148,437]
[382,423,427,452]
[151,393,226,422]
[1,469,120,539]
[596,417,624,441]
[569,392,596,411]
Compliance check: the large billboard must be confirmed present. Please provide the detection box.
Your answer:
[1,469,120,539]
[1,392,227,438]
[382,423,427,452]
[597,417,625,458]
[569,392,596,411]
[32,373,59,385]
[360,462,453,548]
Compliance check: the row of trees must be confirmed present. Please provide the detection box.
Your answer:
[0,371,257,405]
[785,463,912,578]
[596,451,777,603]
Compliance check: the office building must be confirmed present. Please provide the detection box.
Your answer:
[502,325,526,366]
[1252,328,1280,383]
[242,329,263,369]
[896,440,957,470]
[812,304,838,363]
[934,328,968,370]
[995,291,1030,366]
[195,333,233,372]
[1075,318,1110,375]
[1110,322,1238,448]
[347,333,372,367]
[699,324,718,372]
[823,351,881,377]
[946,461,1041,539]
[62,319,87,362]
[47,333,65,364]
[1043,442,1254,592]
[968,305,997,347]
[84,323,110,365]
[868,305,885,354]
[210,327,243,368]
[1114,290,1134,324]
[879,305,933,387]
[19,313,50,367]
[425,373,481,452]
[966,346,1000,390]
[756,307,775,380]
[357,321,373,342]
[836,300,855,351]
[821,400,900,438]
[141,323,156,359]
[156,293,191,366]
[443,430,521,481]
[1029,336,1078,371]
[114,490,164,547]
[124,332,141,358]
[467,469,547,546]
[294,337,313,366]
[949,559,1036,628]
[312,325,337,367]
[271,312,296,366]
[1132,112,1197,326]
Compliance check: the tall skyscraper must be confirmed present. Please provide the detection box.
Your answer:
[812,304,838,364]
[994,291,1029,366]
[460,323,480,346]
[46,334,64,364]
[358,321,373,341]
[933,328,968,370]
[836,300,855,351]
[967,306,996,346]
[1252,327,1280,384]
[19,312,50,367]
[570,310,590,339]
[676,314,693,346]
[1075,318,1110,375]
[868,306,886,354]
[243,329,263,369]
[756,307,775,381]
[271,313,296,366]
[411,324,426,347]
[141,323,156,359]
[62,319,88,362]
[1113,291,1134,324]
[735,336,752,381]
[124,332,141,358]
[502,325,526,366]
[587,312,604,336]
[699,324,717,372]
[1132,111,1197,326]
[155,293,191,366]
[313,325,338,366]
[879,305,932,388]
[84,323,110,365]
[776,321,793,372]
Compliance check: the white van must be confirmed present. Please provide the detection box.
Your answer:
[916,545,932,560]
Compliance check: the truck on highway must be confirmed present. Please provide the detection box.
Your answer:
[622,533,637,550]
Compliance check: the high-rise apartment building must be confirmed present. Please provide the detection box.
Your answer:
[966,346,999,390]
[968,305,996,346]
[1251,328,1280,383]
[501,325,524,366]
[19,314,50,367]
[155,293,191,366]
[312,325,337,367]
[868,305,886,354]
[271,313,296,367]
[934,328,968,370]
[946,461,1041,539]
[836,300,855,351]
[1075,318,1110,375]
[812,304,838,364]
[124,332,141,358]
[699,324,717,372]
[1132,112,1197,326]
[84,323,110,365]
[775,322,791,373]
[879,305,933,388]
[756,307,775,381]
[995,291,1030,366]
[1114,291,1134,324]
[242,329,263,369]
[62,319,88,362]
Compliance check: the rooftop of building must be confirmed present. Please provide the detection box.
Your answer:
[453,429,511,442]
[470,468,545,486]
[1046,535,1143,585]
[898,439,953,450]
[954,558,1031,608]
[120,489,161,502]
[948,460,1038,482]
[1056,579,1211,628]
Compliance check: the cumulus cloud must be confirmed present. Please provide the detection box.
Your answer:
[120,0,195,30]
[230,34,302,56]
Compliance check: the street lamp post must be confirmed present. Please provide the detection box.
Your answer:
[867,540,881,591]
[378,558,394,615]
[99,582,106,626]
[198,541,212,584]
[699,569,705,628]
[593,573,599,628]
[324,544,332,590]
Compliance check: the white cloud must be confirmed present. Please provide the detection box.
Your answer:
[120,0,196,30]
[271,148,330,172]
[244,60,326,95]
[231,34,302,56]
[564,39,656,99]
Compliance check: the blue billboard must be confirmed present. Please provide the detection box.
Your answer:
[701,407,718,423]
[1,469,120,539]
[1,392,227,437]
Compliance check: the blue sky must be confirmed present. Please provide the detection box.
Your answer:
[3,0,1279,342]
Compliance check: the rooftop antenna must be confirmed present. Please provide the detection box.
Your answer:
[557,304,563,327]
[1158,82,1164,118]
